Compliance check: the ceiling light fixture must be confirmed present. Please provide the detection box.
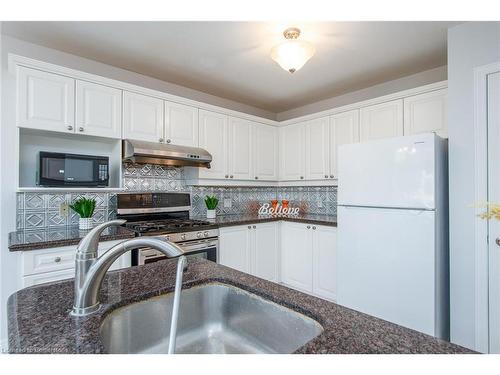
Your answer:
[271,27,315,74]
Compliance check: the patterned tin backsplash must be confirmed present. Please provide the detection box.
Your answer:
[16,163,337,230]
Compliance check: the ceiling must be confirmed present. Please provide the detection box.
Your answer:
[2,21,457,113]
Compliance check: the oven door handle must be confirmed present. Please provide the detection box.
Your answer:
[179,240,218,253]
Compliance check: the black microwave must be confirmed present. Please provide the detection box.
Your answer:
[38,152,109,187]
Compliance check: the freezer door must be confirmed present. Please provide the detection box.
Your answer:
[338,133,436,209]
[337,206,440,337]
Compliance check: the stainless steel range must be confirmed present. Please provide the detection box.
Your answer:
[117,192,218,266]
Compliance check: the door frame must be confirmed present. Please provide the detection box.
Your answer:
[473,61,500,353]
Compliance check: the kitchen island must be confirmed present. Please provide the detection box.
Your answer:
[7,258,472,354]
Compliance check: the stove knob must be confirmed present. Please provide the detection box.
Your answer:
[181,234,186,241]
[197,232,203,238]
[204,231,209,237]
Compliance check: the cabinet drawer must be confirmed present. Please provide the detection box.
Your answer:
[22,246,77,276]
[22,268,75,288]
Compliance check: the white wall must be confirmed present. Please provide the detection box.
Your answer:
[448,22,500,351]
[276,66,447,121]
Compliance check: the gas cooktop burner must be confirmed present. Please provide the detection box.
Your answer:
[127,219,212,234]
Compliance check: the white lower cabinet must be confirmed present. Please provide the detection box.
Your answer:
[21,239,131,288]
[219,222,279,282]
[218,225,251,273]
[281,222,313,291]
[281,221,337,302]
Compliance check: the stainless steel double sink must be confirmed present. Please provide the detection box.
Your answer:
[100,283,323,354]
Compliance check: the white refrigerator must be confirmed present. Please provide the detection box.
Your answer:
[337,133,449,339]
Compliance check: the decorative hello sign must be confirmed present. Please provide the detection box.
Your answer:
[258,203,300,216]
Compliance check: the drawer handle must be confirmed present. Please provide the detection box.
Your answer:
[67,125,73,131]
[312,226,316,230]
[54,257,62,263]
[78,127,84,132]
[307,225,311,229]
[248,226,251,229]
[252,225,256,229]
[330,175,334,178]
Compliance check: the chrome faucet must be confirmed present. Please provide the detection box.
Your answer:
[71,220,186,316]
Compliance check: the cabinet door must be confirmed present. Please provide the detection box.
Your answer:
[198,110,228,179]
[252,222,280,282]
[403,89,448,138]
[165,101,199,146]
[330,110,360,178]
[253,123,278,181]
[305,117,330,180]
[228,117,253,180]
[219,226,251,273]
[123,91,164,142]
[22,268,75,288]
[281,221,313,292]
[312,225,337,301]
[280,123,306,181]
[76,80,122,139]
[360,100,403,142]
[17,66,75,133]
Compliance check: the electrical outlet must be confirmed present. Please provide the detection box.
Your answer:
[59,202,69,217]
[224,199,232,208]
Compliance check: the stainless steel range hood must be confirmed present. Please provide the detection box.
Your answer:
[122,139,211,168]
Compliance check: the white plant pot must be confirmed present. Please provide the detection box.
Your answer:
[206,209,216,219]
[79,217,93,230]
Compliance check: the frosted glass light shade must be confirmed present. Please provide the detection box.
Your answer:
[271,40,315,73]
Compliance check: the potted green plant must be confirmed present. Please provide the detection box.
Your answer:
[204,195,219,219]
[70,197,97,230]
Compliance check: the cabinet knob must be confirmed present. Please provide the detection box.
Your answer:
[307,225,311,229]
[67,125,73,131]
[225,175,229,178]
[312,226,316,230]
[159,138,164,143]
[496,238,500,246]
[248,226,251,229]
[330,175,334,179]
[300,176,304,180]
[252,225,256,229]
[255,176,259,180]
[324,175,328,178]
[166,139,171,144]
[230,175,234,179]
[54,257,61,263]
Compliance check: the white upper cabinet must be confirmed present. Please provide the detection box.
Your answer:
[312,225,337,301]
[122,91,164,143]
[253,123,279,181]
[305,117,330,180]
[360,99,403,142]
[228,117,253,180]
[403,89,448,138]
[164,101,199,146]
[280,123,306,181]
[75,80,122,139]
[17,66,75,133]
[198,110,228,179]
[329,110,360,178]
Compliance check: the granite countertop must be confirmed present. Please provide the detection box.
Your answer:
[9,214,336,252]
[7,258,472,354]
[196,213,338,228]
[8,226,136,252]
